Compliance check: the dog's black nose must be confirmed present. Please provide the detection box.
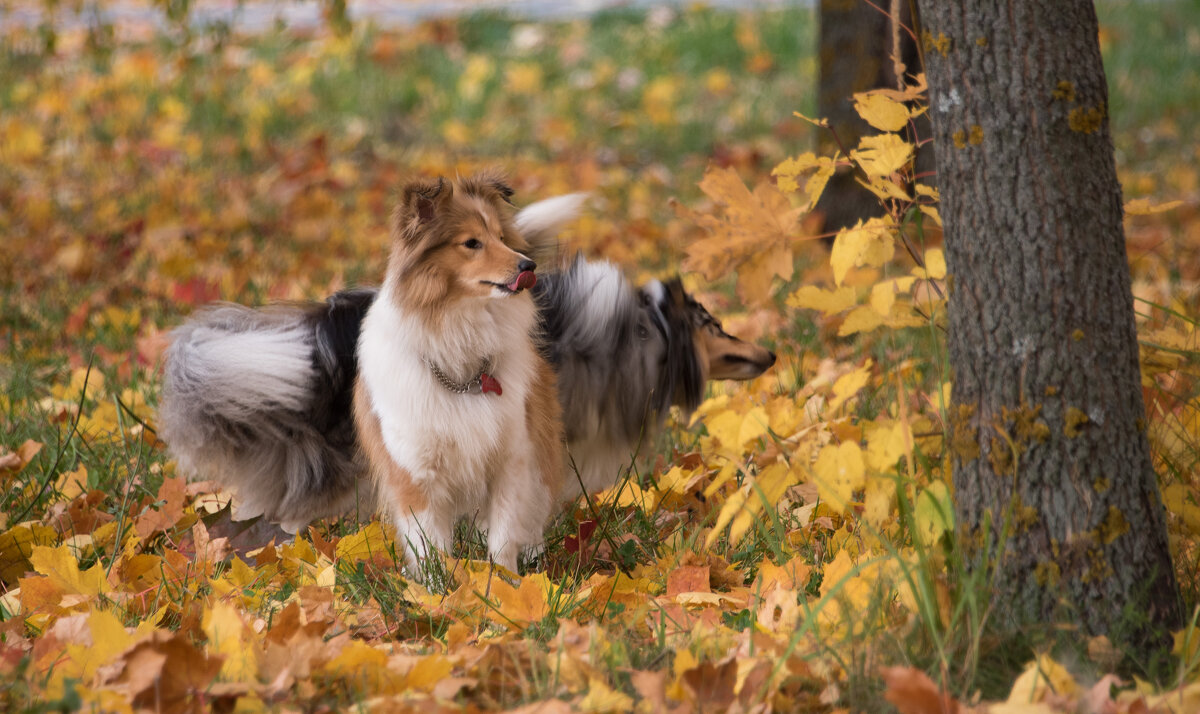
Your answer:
[518,259,537,273]
[767,350,777,365]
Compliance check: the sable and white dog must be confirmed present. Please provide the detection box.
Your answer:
[352,174,563,573]
[162,173,563,573]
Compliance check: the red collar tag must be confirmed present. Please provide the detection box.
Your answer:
[480,372,503,396]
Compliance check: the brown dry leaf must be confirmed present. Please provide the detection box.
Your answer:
[0,440,42,477]
[134,476,188,540]
[100,631,223,714]
[666,564,710,598]
[681,658,738,711]
[189,520,230,567]
[630,669,669,711]
[880,665,962,714]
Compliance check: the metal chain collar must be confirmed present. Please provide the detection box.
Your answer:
[423,357,492,395]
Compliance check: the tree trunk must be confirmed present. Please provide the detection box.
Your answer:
[917,0,1182,657]
[816,0,927,237]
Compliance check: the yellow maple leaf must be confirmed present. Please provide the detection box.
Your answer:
[335,521,393,562]
[579,676,634,713]
[51,367,106,403]
[829,218,895,286]
[441,119,471,147]
[863,477,896,528]
[853,92,913,132]
[0,523,57,584]
[53,609,137,690]
[851,133,914,177]
[203,602,258,682]
[643,76,680,126]
[858,174,911,202]
[1007,655,1080,704]
[457,54,495,101]
[877,277,918,318]
[401,654,456,692]
[817,550,864,624]
[2,118,44,161]
[756,555,812,593]
[812,441,866,510]
[838,305,886,337]
[596,479,658,511]
[866,421,914,472]
[1138,681,1200,714]
[491,574,551,629]
[29,544,108,597]
[772,152,837,210]
[703,462,741,499]
[706,461,799,548]
[728,461,795,544]
[323,640,400,693]
[1162,484,1200,535]
[828,361,873,413]
[787,285,857,315]
[704,406,769,455]
[870,281,897,316]
[657,465,703,496]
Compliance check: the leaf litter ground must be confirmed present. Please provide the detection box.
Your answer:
[2,3,1200,712]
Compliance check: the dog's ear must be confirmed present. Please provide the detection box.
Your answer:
[399,176,453,227]
[490,179,515,205]
[654,276,706,414]
[664,277,688,307]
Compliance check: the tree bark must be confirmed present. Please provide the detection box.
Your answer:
[917,0,1182,656]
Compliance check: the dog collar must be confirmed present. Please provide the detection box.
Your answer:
[423,358,502,396]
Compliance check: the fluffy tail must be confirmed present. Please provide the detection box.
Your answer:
[516,193,590,264]
[161,305,317,424]
[158,302,368,530]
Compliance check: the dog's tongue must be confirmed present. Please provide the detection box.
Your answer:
[508,270,537,292]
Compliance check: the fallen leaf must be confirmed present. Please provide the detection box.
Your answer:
[880,665,962,714]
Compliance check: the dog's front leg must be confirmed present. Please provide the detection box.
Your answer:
[485,448,553,575]
[391,507,453,581]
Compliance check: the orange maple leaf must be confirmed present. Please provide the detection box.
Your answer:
[134,476,188,540]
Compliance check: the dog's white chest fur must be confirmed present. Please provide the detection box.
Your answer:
[357,286,538,515]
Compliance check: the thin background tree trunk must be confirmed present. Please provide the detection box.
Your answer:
[816,0,891,236]
[816,0,928,237]
[916,0,1182,657]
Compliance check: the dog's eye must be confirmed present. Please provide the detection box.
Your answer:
[463,238,483,250]
[638,325,649,339]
